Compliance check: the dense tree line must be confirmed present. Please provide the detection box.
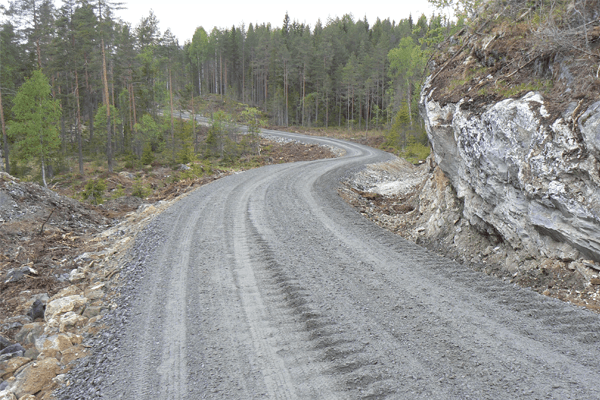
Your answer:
[0,0,453,177]
[186,13,449,130]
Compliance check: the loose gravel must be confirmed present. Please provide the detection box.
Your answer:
[56,131,600,399]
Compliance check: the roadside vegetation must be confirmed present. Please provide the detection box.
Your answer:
[427,0,599,120]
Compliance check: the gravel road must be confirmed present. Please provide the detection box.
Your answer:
[57,130,600,399]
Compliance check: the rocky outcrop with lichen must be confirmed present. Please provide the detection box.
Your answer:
[420,0,600,270]
[422,86,600,263]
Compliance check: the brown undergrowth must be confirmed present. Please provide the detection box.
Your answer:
[429,0,600,121]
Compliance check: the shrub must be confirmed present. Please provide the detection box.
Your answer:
[141,143,155,165]
[400,136,431,164]
[132,178,152,198]
[81,178,106,205]
[111,184,125,199]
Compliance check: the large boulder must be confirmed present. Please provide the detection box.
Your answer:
[35,334,76,360]
[7,357,60,398]
[45,295,88,332]
[421,82,600,266]
[15,323,45,347]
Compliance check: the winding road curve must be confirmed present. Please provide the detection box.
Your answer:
[100,130,600,399]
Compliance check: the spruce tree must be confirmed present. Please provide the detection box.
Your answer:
[9,70,61,187]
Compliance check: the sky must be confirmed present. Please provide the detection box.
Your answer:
[113,0,438,43]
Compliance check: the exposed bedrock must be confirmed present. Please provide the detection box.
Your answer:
[420,81,600,264]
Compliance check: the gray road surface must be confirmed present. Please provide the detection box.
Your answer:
[67,130,600,399]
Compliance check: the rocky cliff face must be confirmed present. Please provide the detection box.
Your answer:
[421,81,600,266]
[416,0,600,275]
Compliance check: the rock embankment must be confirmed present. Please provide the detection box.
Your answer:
[342,155,600,310]
[410,1,600,292]
[0,172,176,399]
[421,87,600,266]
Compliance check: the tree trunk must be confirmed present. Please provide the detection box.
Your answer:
[325,91,329,128]
[220,52,223,98]
[128,82,134,132]
[101,38,113,173]
[302,73,306,126]
[40,126,47,187]
[198,58,202,96]
[347,90,351,130]
[284,61,288,126]
[36,39,42,69]
[407,82,413,126]
[0,86,9,173]
[192,89,197,154]
[365,88,370,134]
[169,68,175,163]
[315,90,319,127]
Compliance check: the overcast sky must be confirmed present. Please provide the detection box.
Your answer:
[113,0,438,43]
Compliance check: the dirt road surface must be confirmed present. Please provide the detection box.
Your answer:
[62,130,600,399]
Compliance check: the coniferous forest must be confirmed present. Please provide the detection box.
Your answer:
[0,0,458,181]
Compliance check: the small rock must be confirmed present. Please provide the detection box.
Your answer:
[8,357,60,398]
[0,357,30,380]
[4,266,37,284]
[0,337,11,352]
[82,306,103,319]
[118,171,135,180]
[35,334,74,359]
[0,389,16,400]
[0,345,24,358]
[583,260,600,272]
[590,278,600,285]
[52,373,67,384]
[23,348,38,361]
[84,283,105,300]
[28,293,49,304]
[59,345,88,365]
[45,295,88,322]
[15,323,45,346]
[26,299,45,321]
[49,286,80,302]
[68,269,86,283]
[58,312,88,333]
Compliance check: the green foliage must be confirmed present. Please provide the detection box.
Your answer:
[174,119,195,164]
[388,37,426,82]
[8,70,61,185]
[93,105,122,150]
[81,178,106,205]
[383,101,430,163]
[384,103,411,149]
[123,152,139,169]
[428,0,484,19]
[205,111,235,158]
[111,184,126,199]
[134,114,161,157]
[132,177,152,198]
[141,142,155,165]
[400,136,431,164]
[495,79,553,98]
